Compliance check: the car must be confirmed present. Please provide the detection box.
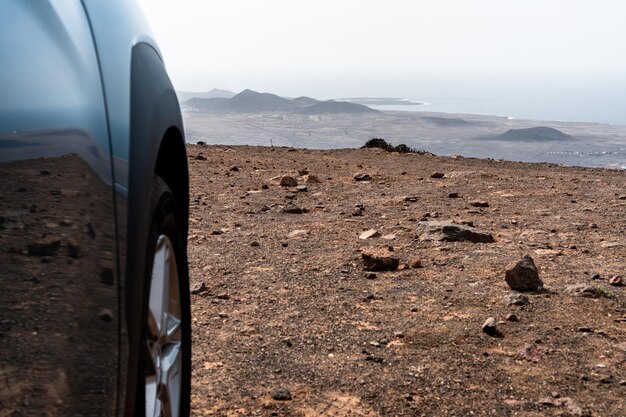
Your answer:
[0,1,191,416]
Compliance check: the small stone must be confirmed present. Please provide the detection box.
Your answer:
[504,292,530,306]
[195,154,206,161]
[218,312,229,318]
[577,327,593,333]
[359,229,380,240]
[287,230,308,238]
[482,317,498,336]
[272,387,292,401]
[298,169,309,176]
[353,173,372,181]
[369,341,381,348]
[590,272,601,280]
[296,185,308,192]
[448,192,459,198]
[352,207,364,216]
[280,205,305,214]
[279,176,298,187]
[394,331,405,338]
[403,196,418,202]
[229,165,239,171]
[261,184,269,190]
[362,249,400,271]
[430,172,445,179]
[416,221,494,243]
[303,174,321,184]
[470,201,489,208]
[27,239,61,256]
[190,282,207,294]
[365,272,377,280]
[505,255,543,291]
[98,309,113,323]
[609,276,623,286]
[408,258,422,268]
[565,284,602,298]
[505,314,519,322]
[250,241,260,247]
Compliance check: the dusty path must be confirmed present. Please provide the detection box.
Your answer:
[186,145,625,416]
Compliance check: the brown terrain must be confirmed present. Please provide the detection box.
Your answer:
[187,144,625,416]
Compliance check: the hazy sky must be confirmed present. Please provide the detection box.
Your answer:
[138,0,626,95]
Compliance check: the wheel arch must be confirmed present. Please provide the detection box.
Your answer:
[125,41,189,416]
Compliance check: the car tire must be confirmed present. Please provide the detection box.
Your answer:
[138,175,191,417]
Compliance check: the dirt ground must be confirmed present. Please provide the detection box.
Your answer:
[186,145,625,416]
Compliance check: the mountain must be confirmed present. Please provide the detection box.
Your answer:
[226,89,296,112]
[181,90,379,114]
[176,88,236,102]
[296,100,380,114]
[291,96,320,107]
[492,127,574,142]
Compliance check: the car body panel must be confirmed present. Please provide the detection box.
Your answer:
[0,0,118,415]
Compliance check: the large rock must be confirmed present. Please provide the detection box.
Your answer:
[416,221,495,243]
[279,176,298,187]
[362,249,399,271]
[505,255,543,291]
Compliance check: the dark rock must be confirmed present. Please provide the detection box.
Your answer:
[98,309,113,323]
[505,314,519,322]
[280,205,305,214]
[353,173,372,181]
[448,192,459,198]
[195,154,206,161]
[482,317,498,336]
[505,255,543,291]
[408,258,422,268]
[27,239,61,256]
[590,272,601,280]
[250,241,260,247]
[271,387,292,401]
[352,207,364,216]
[229,165,239,171]
[416,221,495,243]
[430,172,445,179]
[261,184,269,190]
[470,201,489,208]
[279,176,298,187]
[362,249,400,271]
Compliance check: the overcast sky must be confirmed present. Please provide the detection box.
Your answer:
[137,0,626,94]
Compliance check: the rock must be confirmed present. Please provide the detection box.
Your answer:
[195,154,206,161]
[353,173,372,181]
[565,284,602,298]
[229,165,239,171]
[577,327,593,333]
[296,185,308,192]
[65,238,80,258]
[403,196,418,202]
[359,229,380,240]
[280,205,305,214]
[365,272,377,280]
[505,255,543,291]
[609,276,623,286]
[448,192,459,198]
[482,317,497,336]
[430,172,445,179]
[250,241,260,247]
[505,314,519,322]
[191,282,207,294]
[298,169,309,176]
[261,184,269,190]
[416,221,495,243]
[601,241,623,249]
[590,272,601,280]
[352,207,364,216]
[279,176,298,187]
[271,387,292,401]
[470,201,489,208]
[287,230,308,238]
[98,308,113,323]
[504,292,530,306]
[303,174,321,184]
[362,249,400,271]
[27,239,61,256]
[408,258,422,269]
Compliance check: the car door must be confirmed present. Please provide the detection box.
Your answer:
[0,1,119,415]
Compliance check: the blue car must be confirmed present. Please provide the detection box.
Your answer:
[0,1,191,416]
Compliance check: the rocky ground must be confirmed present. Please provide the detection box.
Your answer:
[186,145,626,416]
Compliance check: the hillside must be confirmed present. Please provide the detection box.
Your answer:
[176,88,236,102]
[492,127,574,142]
[187,145,626,416]
[297,99,380,114]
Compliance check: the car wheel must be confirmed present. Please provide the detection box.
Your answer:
[139,176,191,417]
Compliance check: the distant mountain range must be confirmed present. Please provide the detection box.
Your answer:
[180,89,380,115]
[177,88,236,102]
